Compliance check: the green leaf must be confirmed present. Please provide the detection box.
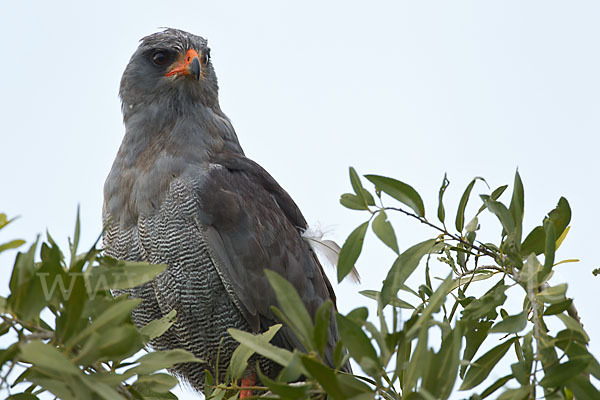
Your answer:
[521,226,544,256]
[141,309,177,340]
[489,311,527,334]
[349,167,375,208]
[336,314,380,374]
[69,206,82,263]
[0,213,11,230]
[313,300,333,357]
[365,175,425,217]
[508,171,524,243]
[455,177,486,232]
[96,325,142,361]
[421,326,463,399]
[8,239,38,311]
[372,210,399,254]
[519,253,541,289]
[477,185,508,216]
[340,193,368,210]
[484,198,515,234]
[556,313,589,342]
[265,269,314,351]
[300,355,345,400]
[19,341,81,376]
[460,337,516,390]
[479,374,513,399]
[522,198,571,256]
[93,258,167,290]
[541,219,556,279]
[227,324,280,381]
[566,374,600,399]
[380,239,437,307]
[65,298,141,350]
[437,173,450,224]
[496,386,530,400]
[228,326,294,368]
[547,197,571,239]
[131,349,204,375]
[537,284,567,304]
[337,221,369,282]
[407,274,454,338]
[540,359,590,387]
[359,290,415,309]
[511,360,530,385]
[460,320,493,378]
[555,225,570,249]
[0,239,26,253]
[543,299,572,316]
[23,368,85,399]
[404,326,429,392]
[461,280,508,322]
[448,271,494,291]
[336,373,373,398]
[132,373,179,393]
[257,368,310,399]
[6,394,40,400]
[12,241,64,321]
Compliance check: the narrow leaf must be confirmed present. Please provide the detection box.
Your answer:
[456,177,485,232]
[337,222,369,282]
[380,239,437,307]
[340,193,368,211]
[132,349,204,375]
[359,290,415,309]
[508,171,524,243]
[228,327,294,367]
[540,359,590,387]
[477,185,508,216]
[460,338,516,390]
[0,239,26,253]
[437,173,450,224]
[141,309,177,340]
[484,198,515,234]
[489,312,527,334]
[372,210,399,254]
[19,341,81,376]
[313,300,333,357]
[365,175,425,217]
[336,314,379,373]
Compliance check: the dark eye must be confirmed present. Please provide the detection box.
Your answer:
[152,51,170,66]
[203,49,211,64]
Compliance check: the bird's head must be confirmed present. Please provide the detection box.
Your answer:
[119,28,219,118]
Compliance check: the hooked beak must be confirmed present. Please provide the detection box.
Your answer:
[165,49,201,80]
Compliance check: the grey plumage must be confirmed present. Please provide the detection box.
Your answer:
[103,28,350,391]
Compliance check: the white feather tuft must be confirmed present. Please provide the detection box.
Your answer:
[302,225,361,284]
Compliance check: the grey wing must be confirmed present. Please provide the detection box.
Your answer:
[194,154,343,369]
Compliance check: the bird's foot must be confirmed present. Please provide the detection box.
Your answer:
[240,374,256,398]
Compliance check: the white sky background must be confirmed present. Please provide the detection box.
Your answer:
[1,1,599,398]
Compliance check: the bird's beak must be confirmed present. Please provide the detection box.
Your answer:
[165,49,202,80]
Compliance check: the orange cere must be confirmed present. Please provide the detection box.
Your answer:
[165,49,200,77]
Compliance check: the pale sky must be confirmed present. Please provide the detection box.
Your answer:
[1,1,599,399]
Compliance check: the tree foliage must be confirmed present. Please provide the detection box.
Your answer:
[0,212,203,399]
[1,169,599,399]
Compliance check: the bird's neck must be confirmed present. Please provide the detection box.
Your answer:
[122,100,243,159]
[104,100,243,226]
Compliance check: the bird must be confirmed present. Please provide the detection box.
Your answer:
[102,28,353,396]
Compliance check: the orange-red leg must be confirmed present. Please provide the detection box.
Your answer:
[240,373,256,398]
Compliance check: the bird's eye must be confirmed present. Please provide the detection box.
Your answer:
[152,51,169,66]
[203,49,211,64]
